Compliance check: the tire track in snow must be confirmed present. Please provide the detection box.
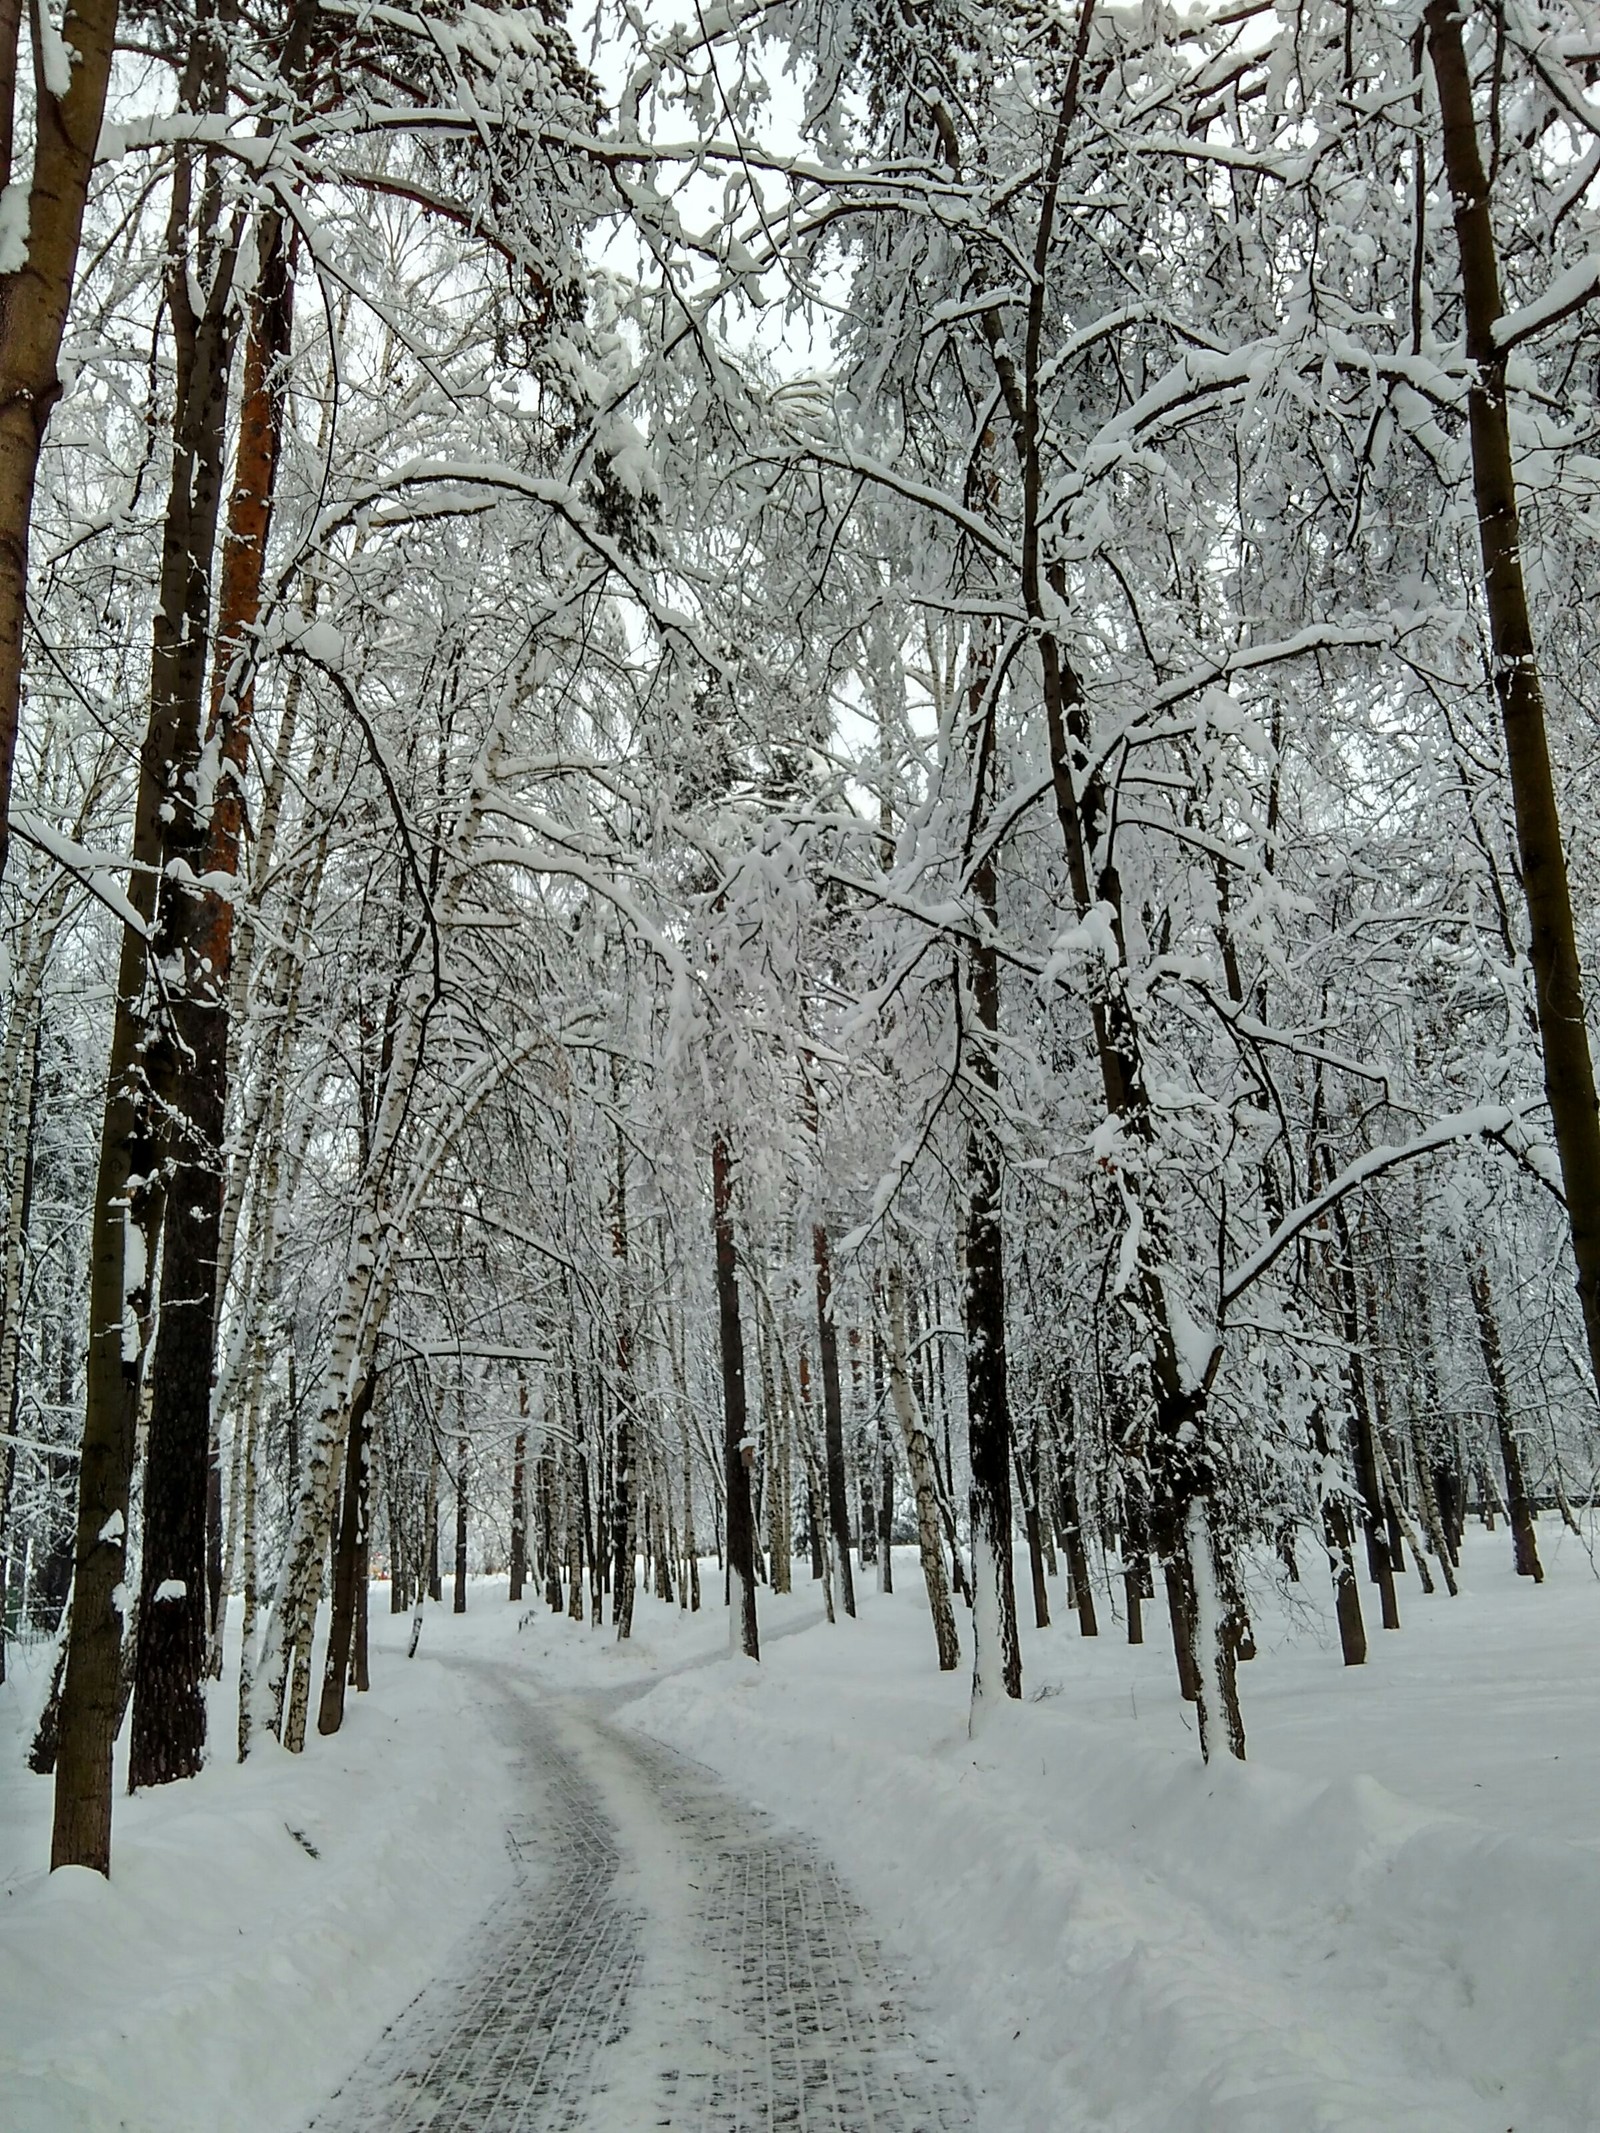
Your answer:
[311,1660,976,2132]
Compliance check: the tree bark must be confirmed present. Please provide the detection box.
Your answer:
[712,1131,759,1659]
[887,1263,959,1670]
[1468,1257,1543,1581]
[58,103,240,1841]
[812,1219,857,1618]
[0,0,125,891]
[317,1374,374,1735]
[962,649,1021,1716]
[453,1424,468,1614]
[611,1114,636,1640]
[509,1420,527,1602]
[1426,0,1600,1402]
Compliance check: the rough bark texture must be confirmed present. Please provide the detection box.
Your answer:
[1426,0,1600,1401]
[509,1424,527,1603]
[963,657,1021,1714]
[1469,1258,1543,1582]
[813,1221,856,1619]
[0,0,125,890]
[713,1132,759,1660]
[317,1375,375,1735]
[57,102,240,1843]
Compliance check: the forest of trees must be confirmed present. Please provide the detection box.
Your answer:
[1,0,1599,1876]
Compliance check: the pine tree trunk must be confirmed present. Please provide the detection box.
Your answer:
[0,0,123,892]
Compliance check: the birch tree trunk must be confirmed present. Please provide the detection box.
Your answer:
[887,1263,959,1670]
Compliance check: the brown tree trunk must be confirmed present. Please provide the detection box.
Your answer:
[612,1112,636,1640]
[1468,1258,1543,1581]
[813,1220,857,1618]
[453,1426,468,1614]
[1426,0,1600,1403]
[713,1132,759,1659]
[852,1327,877,1570]
[0,0,124,892]
[317,1376,374,1735]
[1060,1470,1099,1639]
[62,114,243,1833]
[962,646,1022,1716]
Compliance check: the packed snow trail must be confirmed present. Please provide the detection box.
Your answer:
[312,1658,978,2133]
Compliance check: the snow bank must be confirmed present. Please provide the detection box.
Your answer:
[0,1615,520,2133]
[4,1529,1597,2132]
[625,1529,1600,2132]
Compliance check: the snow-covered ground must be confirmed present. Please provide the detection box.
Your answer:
[3,1523,1598,2131]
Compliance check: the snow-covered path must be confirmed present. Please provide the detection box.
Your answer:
[313,1661,978,2133]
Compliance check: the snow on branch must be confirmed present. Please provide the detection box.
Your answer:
[1494,252,1600,350]
[10,810,151,942]
[1218,1100,1551,1320]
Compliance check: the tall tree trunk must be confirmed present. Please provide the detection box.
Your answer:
[1060,1467,1099,1639]
[317,1375,374,1735]
[0,0,124,891]
[509,1417,528,1603]
[812,1219,856,1618]
[682,1425,700,1611]
[58,111,239,1843]
[453,1423,468,1615]
[407,1452,439,1659]
[132,202,294,1789]
[887,1263,959,1670]
[1310,1404,1369,1667]
[852,1327,877,1570]
[611,1112,636,1640]
[1426,0,1600,1403]
[962,651,1021,1717]
[1468,1257,1543,1582]
[1328,1195,1400,1632]
[712,1132,758,1659]
[760,1317,792,1593]
[1015,1438,1051,1631]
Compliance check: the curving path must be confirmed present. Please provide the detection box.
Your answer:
[311,1659,977,2133]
